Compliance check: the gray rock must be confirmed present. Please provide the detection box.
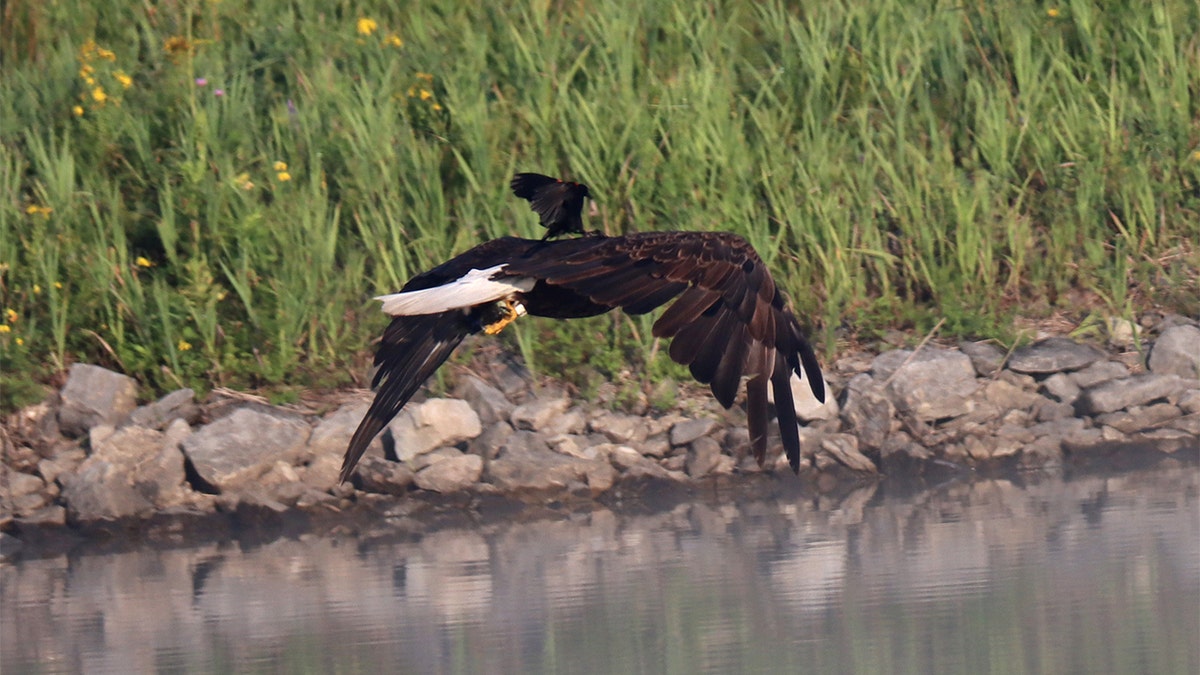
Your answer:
[413,453,483,493]
[36,447,86,485]
[582,460,617,494]
[128,388,200,430]
[1148,325,1200,379]
[639,434,671,458]
[455,376,514,425]
[1165,414,1200,436]
[867,350,912,381]
[388,398,482,462]
[1031,396,1075,422]
[1007,338,1105,374]
[1020,435,1065,466]
[1134,428,1197,453]
[608,445,650,471]
[307,401,369,461]
[546,434,596,460]
[1076,374,1185,415]
[839,374,895,451]
[181,407,310,491]
[488,431,586,492]
[61,425,187,521]
[882,349,979,421]
[590,412,649,444]
[819,434,878,473]
[57,364,139,437]
[1042,373,1080,404]
[353,456,415,495]
[1069,360,1130,389]
[544,408,587,436]
[685,437,723,478]
[1179,389,1200,415]
[959,340,1006,377]
[88,423,116,450]
[1028,417,1087,439]
[2,469,45,502]
[13,505,67,528]
[510,396,569,432]
[981,379,1041,411]
[409,447,464,472]
[300,453,343,491]
[470,421,515,459]
[670,418,718,446]
[1095,403,1182,433]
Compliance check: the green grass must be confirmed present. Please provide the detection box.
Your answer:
[1,0,1197,409]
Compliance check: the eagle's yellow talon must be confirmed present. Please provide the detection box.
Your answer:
[484,299,523,335]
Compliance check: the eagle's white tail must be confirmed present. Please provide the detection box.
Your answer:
[375,265,535,316]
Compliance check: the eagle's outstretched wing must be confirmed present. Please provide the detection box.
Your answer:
[341,231,823,481]
[505,231,824,470]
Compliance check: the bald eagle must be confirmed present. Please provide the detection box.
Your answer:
[341,174,825,482]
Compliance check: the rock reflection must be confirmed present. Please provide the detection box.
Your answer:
[3,465,1197,674]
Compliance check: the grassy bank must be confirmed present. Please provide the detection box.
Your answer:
[1,0,1197,409]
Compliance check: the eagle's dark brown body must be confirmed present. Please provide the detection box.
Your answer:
[341,181,825,482]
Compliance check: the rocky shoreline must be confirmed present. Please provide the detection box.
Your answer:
[2,321,1198,555]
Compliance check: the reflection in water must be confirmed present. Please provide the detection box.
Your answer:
[3,465,1197,674]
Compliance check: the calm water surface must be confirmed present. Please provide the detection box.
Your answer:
[3,464,1197,674]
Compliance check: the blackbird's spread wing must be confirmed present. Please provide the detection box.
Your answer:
[340,311,472,482]
[511,173,590,239]
[505,231,825,471]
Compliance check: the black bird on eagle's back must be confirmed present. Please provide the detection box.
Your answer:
[341,172,825,482]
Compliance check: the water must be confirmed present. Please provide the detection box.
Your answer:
[3,463,1197,674]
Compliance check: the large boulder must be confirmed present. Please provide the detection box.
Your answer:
[57,364,139,437]
[387,398,482,463]
[181,407,310,491]
[60,423,189,521]
[1148,325,1200,379]
[872,349,978,421]
[1007,337,1105,375]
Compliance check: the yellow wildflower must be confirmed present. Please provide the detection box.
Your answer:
[0,325,10,334]
[432,103,443,111]
[164,36,191,55]
[5,308,17,323]
[178,339,192,351]
[1047,8,1060,17]
[419,89,432,101]
[73,105,84,117]
[416,72,434,82]
[92,86,108,103]
[1192,150,1200,161]
[407,85,417,97]
[135,256,154,268]
[33,285,42,295]
[54,282,63,289]
[96,46,116,61]
[79,64,94,77]
[277,171,292,182]
[273,160,288,171]
[15,337,23,346]
[115,70,132,89]
[25,205,52,218]
[385,34,403,47]
[236,172,254,190]
[357,18,378,36]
